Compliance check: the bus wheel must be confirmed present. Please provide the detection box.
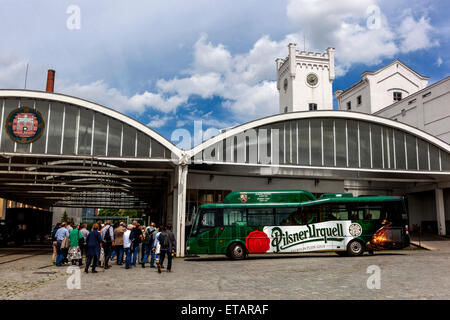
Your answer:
[228,243,246,260]
[347,240,364,256]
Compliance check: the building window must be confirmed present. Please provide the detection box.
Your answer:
[346,101,351,110]
[357,95,362,105]
[284,106,288,113]
[393,92,402,101]
[309,103,317,111]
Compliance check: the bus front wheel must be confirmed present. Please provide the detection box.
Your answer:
[228,243,246,260]
[347,240,364,256]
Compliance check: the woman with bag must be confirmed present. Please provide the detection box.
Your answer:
[68,224,83,266]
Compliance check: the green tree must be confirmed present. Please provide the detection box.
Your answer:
[60,211,71,223]
[98,208,143,218]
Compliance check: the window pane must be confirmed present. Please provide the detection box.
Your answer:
[417,139,429,171]
[78,108,93,155]
[108,119,122,157]
[300,206,320,224]
[298,120,309,165]
[223,208,246,226]
[442,151,450,171]
[406,134,417,170]
[62,105,77,155]
[310,119,322,166]
[371,124,383,169]
[323,119,334,166]
[347,120,358,167]
[394,130,406,170]
[359,121,370,168]
[324,204,349,220]
[335,119,346,167]
[247,208,274,226]
[122,125,136,157]
[275,207,300,225]
[151,139,166,158]
[93,113,107,156]
[383,127,394,169]
[47,102,64,154]
[429,144,440,171]
[137,132,151,158]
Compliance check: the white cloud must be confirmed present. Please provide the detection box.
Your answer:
[436,57,443,67]
[286,0,439,75]
[147,115,173,128]
[398,14,439,53]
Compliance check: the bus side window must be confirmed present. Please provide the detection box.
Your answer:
[223,208,246,226]
[247,208,274,226]
[301,206,319,224]
[275,207,299,225]
[324,204,349,220]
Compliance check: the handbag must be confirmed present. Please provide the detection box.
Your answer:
[61,236,70,249]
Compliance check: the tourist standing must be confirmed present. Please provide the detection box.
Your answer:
[79,224,89,259]
[68,224,83,266]
[141,222,156,268]
[113,222,125,265]
[85,223,103,273]
[101,220,114,269]
[55,222,69,267]
[131,221,143,267]
[51,223,60,265]
[157,225,176,273]
[123,224,135,269]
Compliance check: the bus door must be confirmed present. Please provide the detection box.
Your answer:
[194,208,222,254]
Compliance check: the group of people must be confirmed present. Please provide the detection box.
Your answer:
[51,220,176,274]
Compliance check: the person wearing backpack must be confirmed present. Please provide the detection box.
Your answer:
[100,220,114,269]
[141,222,156,268]
[157,225,175,273]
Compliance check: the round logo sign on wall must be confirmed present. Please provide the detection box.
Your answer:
[5,107,45,144]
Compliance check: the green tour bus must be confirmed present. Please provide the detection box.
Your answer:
[186,190,410,259]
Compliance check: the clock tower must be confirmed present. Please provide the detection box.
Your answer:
[276,43,335,113]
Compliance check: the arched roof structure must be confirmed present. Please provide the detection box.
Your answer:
[0,90,181,209]
[188,110,450,175]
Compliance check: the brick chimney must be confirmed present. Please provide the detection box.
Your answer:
[46,69,55,93]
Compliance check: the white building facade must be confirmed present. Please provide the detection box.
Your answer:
[335,60,429,114]
[277,43,335,113]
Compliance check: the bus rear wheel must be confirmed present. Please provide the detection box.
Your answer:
[228,243,246,260]
[347,240,364,256]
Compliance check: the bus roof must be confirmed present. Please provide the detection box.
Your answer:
[200,191,403,209]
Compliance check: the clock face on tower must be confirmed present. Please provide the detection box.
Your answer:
[306,73,319,87]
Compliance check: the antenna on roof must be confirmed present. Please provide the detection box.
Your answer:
[24,63,29,89]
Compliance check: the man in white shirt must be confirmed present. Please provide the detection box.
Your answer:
[123,224,134,269]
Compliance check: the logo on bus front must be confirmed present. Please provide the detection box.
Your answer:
[5,107,45,144]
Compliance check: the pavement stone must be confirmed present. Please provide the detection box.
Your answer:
[0,246,449,300]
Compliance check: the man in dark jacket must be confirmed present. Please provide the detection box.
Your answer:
[131,221,143,267]
[85,223,103,273]
[157,225,176,273]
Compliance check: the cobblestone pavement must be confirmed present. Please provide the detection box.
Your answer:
[0,246,449,300]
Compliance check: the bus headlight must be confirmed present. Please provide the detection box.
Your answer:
[186,246,190,251]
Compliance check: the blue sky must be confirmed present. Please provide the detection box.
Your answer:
[0,0,449,146]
